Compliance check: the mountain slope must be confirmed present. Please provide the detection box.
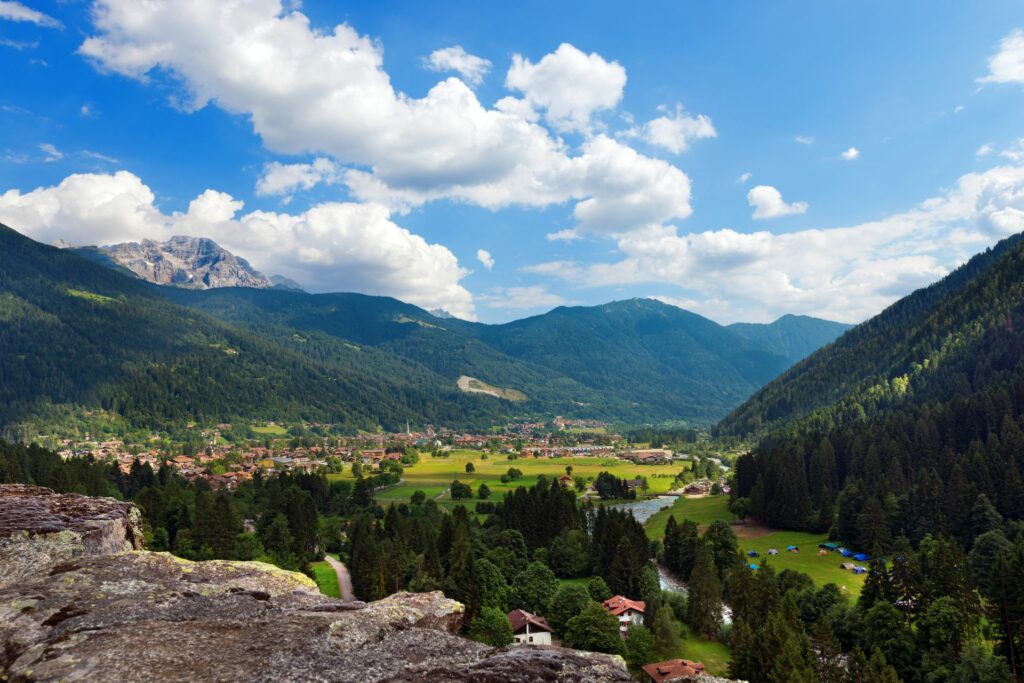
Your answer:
[0,224,512,434]
[717,231,1024,437]
[727,314,851,365]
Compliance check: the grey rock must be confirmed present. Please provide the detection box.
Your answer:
[100,236,273,290]
[0,485,632,682]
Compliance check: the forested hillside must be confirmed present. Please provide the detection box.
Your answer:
[727,314,852,365]
[725,233,1024,678]
[0,224,510,433]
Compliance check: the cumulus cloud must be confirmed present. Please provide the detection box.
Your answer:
[480,285,566,311]
[747,185,808,220]
[476,248,494,270]
[504,42,626,133]
[0,171,476,318]
[526,163,1024,323]
[977,142,995,157]
[38,142,63,162]
[79,3,689,238]
[840,147,860,161]
[624,104,716,154]
[980,28,1024,85]
[0,1,62,28]
[255,157,341,196]
[422,46,491,86]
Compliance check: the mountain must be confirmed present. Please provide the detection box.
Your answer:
[0,223,519,435]
[1,224,849,432]
[727,314,851,365]
[717,231,1024,438]
[98,236,274,290]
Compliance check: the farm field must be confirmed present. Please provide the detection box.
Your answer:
[251,424,288,436]
[644,495,867,596]
[329,451,688,501]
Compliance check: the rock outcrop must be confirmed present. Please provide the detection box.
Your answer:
[99,236,274,290]
[0,485,632,682]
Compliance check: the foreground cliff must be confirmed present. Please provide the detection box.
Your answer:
[0,484,632,682]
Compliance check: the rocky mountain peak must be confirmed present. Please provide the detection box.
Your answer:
[99,236,275,290]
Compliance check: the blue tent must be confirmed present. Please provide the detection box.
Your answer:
[786,545,799,551]
[853,553,869,562]
[853,566,868,574]
[748,563,759,570]
[747,550,759,557]
[840,549,853,557]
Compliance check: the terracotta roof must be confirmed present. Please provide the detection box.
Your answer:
[602,595,646,616]
[640,659,706,682]
[507,609,552,633]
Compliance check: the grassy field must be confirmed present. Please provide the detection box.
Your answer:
[310,557,340,598]
[329,451,688,501]
[679,626,730,675]
[252,424,288,436]
[644,495,866,596]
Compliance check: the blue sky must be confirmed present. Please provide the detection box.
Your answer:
[2,1,1024,323]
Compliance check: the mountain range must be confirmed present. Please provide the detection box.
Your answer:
[0,224,850,434]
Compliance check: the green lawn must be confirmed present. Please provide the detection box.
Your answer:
[644,495,866,596]
[645,496,731,539]
[310,558,340,598]
[678,625,731,675]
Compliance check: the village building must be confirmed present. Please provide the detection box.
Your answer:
[602,595,645,638]
[640,659,706,683]
[507,609,553,645]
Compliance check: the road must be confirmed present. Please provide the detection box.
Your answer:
[325,555,356,603]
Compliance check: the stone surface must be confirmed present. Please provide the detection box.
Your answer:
[0,485,633,682]
[100,236,274,290]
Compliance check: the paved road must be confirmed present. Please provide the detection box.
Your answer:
[325,555,356,603]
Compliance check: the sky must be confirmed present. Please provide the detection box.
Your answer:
[1,1,1024,324]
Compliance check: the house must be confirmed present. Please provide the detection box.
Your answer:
[641,659,706,683]
[602,595,645,638]
[507,609,553,645]
[558,474,575,488]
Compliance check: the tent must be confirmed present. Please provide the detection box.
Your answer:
[839,562,856,570]
[840,549,853,557]
[767,548,779,555]
[786,545,799,552]
[853,553,869,562]
[819,542,840,550]
[747,550,759,557]
[817,549,828,556]
[853,566,868,574]
[748,563,759,571]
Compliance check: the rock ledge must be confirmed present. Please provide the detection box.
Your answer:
[0,485,632,682]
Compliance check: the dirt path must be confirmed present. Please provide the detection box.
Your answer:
[325,555,356,603]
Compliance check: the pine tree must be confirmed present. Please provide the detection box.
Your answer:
[686,542,722,638]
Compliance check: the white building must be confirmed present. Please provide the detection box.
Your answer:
[507,609,553,645]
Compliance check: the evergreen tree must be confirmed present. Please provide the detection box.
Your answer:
[686,542,722,638]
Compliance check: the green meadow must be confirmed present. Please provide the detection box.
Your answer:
[645,495,867,596]
[329,450,689,502]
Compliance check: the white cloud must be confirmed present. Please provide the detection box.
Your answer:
[480,285,566,310]
[505,42,626,133]
[526,163,1024,323]
[38,143,63,162]
[623,104,716,154]
[79,3,689,238]
[256,157,341,196]
[840,147,860,161]
[546,228,580,242]
[737,172,752,184]
[0,1,62,28]
[747,185,808,220]
[1000,138,1024,163]
[794,135,814,145]
[0,171,476,318]
[476,248,494,270]
[80,103,95,117]
[980,28,1024,85]
[422,46,491,86]
[977,142,995,157]
[954,105,965,114]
